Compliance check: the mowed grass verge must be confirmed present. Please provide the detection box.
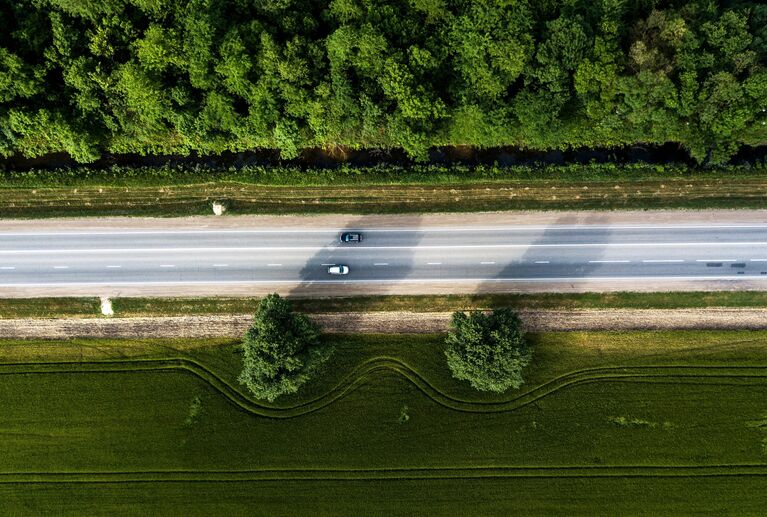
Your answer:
[3,291,767,318]
[0,331,766,513]
[3,175,767,217]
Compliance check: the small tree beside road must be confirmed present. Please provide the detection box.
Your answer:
[239,294,331,402]
[445,308,532,393]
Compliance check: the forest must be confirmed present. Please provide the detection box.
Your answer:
[0,0,765,164]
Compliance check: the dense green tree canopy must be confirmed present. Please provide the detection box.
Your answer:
[239,294,331,401]
[0,0,765,163]
[445,308,532,393]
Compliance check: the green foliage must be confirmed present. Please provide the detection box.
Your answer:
[0,0,765,163]
[0,49,42,102]
[239,294,331,401]
[445,308,532,393]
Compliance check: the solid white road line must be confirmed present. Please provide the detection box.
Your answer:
[2,275,767,287]
[5,223,767,236]
[5,242,767,254]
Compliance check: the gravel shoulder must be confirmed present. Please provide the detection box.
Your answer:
[1,279,764,299]
[3,308,767,338]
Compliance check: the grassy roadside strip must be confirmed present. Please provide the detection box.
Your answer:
[1,162,767,217]
[2,292,767,319]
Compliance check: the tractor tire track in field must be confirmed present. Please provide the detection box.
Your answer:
[1,464,767,483]
[1,358,766,418]
[2,359,767,483]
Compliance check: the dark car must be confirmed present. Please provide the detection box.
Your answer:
[340,232,362,243]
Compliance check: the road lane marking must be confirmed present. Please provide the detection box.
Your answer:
[0,267,15,270]
[160,264,175,268]
[480,261,496,265]
[427,262,442,265]
[696,259,736,262]
[106,265,122,268]
[5,224,767,237]
[53,266,69,269]
[642,259,684,263]
[534,261,550,264]
[321,263,335,266]
[588,260,630,264]
[5,242,767,254]
[374,263,389,266]
[3,275,767,287]
[212,264,229,267]
[751,259,767,262]
[267,264,282,267]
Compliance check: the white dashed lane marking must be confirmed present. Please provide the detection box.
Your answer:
[642,259,685,263]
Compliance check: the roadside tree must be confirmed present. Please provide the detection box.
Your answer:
[239,293,331,401]
[445,308,531,393]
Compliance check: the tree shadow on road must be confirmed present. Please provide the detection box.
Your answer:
[287,215,424,332]
[474,213,614,305]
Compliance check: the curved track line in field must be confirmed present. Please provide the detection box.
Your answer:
[1,464,767,483]
[1,358,766,419]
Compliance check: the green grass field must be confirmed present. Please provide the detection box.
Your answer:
[4,174,767,218]
[2,162,767,218]
[1,331,766,514]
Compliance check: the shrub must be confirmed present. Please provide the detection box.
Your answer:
[445,308,532,393]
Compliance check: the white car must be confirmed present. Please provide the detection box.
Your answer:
[327,265,350,275]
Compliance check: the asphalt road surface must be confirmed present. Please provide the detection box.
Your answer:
[1,224,767,291]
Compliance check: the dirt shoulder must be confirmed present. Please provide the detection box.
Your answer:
[1,209,766,231]
[3,308,767,338]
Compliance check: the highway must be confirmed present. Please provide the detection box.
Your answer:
[1,224,767,291]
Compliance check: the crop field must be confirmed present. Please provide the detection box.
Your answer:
[1,331,766,514]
